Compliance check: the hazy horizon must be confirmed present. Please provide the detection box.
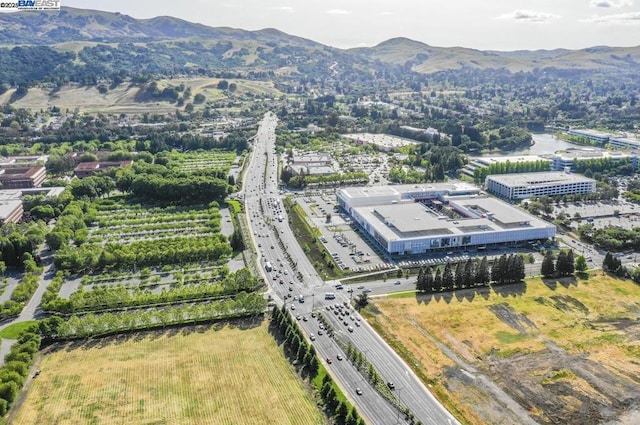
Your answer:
[51,0,640,51]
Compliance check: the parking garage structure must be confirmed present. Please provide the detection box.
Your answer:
[337,184,555,256]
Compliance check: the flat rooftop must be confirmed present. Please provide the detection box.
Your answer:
[487,172,595,186]
[0,187,65,201]
[354,196,551,241]
[474,155,547,165]
[339,182,479,200]
[554,148,628,160]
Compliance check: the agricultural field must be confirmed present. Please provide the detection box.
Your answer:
[53,196,232,273]
[165,150,238,172]
[366,273,640,425]
[11,322,325,425]
[88,200,222,245]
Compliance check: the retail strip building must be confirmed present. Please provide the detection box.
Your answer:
[337,183,555,256]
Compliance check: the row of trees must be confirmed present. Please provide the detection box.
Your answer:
[0,330,41,417]
[473,160,551,184]
[540,250,577,278]
[42,269,258,314]
[270,306,364,425]
[40,292,266,340]
[0,255,42,321]
[602,252,627,277]
[416,254,528,293]
[54,235,232,273]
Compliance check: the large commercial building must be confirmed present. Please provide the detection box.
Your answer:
[337,183,555,256]
[485,172,596,200]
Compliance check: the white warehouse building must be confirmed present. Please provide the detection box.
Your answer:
[337,183,555,256]
[485,172,596,200]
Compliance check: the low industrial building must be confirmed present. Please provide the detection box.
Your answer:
[74,161,134,178]
[462,155,551,178]
[0,166,46,189]
[0,187,65,224]
[337,183,555,256]
[551,148,632,171]
[485,172,596,200]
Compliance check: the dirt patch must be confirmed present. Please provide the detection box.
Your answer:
[484,341,640,424]
[489,302,537,335]
[549,295,590,316]
[371,274,640,425]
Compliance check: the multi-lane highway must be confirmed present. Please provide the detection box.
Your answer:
[242,113,459,425]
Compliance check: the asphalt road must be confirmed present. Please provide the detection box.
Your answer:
[243,113,459,425]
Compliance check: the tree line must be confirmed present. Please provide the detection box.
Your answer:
[42,269,258,315]
[540,250,576,278]
[416,255,524,292]
[270,305,364,425]
[473,160,551,184]
[39,292,266,340]
[0,329,41,417]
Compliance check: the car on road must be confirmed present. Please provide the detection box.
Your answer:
[311,312,316,318]
[290,304,295,310]
[310,334,315,341]
[355,387,362,395]
[394,280,401,285]
[347,326,354,332]
[296,315,301,320]
[357,285,364,289]
[387,382,395,390]
[302,316,308,321]
[336,354,343,361]
[318,330,323,335]
[326,357,332,364]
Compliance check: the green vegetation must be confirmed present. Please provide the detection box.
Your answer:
[473,160,550,184]
[0,321,38,339]
[284,197,342,279]
[270,306,365,425]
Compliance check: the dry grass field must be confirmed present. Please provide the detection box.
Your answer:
[11,322,324,425]
[0,77,282,114]
[366,273,640,425]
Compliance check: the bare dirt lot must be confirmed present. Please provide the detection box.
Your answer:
[366,273,640,424]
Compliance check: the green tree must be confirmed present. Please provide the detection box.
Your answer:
[541,251,556,278]
[575,255,588,273]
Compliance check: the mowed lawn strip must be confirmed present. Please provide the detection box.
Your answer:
[12,323,324,425]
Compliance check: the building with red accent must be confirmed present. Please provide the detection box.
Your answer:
[74,161,134,178]
[0,166,46,189]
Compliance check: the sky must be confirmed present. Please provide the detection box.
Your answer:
[59,0,640,51]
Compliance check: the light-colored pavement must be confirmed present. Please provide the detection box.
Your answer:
[243,112,460,425]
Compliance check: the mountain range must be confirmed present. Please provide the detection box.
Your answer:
[1,6,639,74]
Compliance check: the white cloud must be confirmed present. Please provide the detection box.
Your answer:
[273,6,294,13]
[581,11,640,23]
[326,9,351,15]
[589,0,633,8]
[498,10,560,23]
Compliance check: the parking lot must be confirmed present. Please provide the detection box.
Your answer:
[552,199,640,231]
[294,192,393,273]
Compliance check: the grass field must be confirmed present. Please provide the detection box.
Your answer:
[12,322,325,425]
[366,273,640,424]
[0,77,283,114]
